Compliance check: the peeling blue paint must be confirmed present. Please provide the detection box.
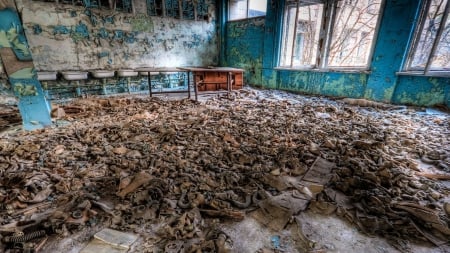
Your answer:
[53,25,70,35]
[32,24,42,34]
[84,9,99,26]
[97,51,109,58]
[74,22,89,38]
[10,78,52,130]
[113,30,124,40]
[97,28,109,39]
[102,15,115,25]
[124,32,137,44]
[225,17,265,85]
[0,8,51,130]
[82,0,99,8]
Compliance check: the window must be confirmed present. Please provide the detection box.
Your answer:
[280,2,324,67]
[229,0,267,21]
[405,0,450,73]
[279,0,383,69]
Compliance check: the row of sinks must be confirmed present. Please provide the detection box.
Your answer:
[37,69,141,81]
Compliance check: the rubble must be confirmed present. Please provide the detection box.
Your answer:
[0,89,449,252]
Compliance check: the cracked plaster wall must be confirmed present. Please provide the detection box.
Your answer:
[14,0,218,71]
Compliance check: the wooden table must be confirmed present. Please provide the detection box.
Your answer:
[135,67,190,98]
[177,67,244,101]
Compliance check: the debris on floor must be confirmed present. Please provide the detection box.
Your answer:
[80,228,138,253]
[0,88,448,252]
[0,104,21,131]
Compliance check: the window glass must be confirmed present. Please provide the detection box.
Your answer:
[410,0,448,70]
[248,0,267,18]
[280,2,324,67]
[229,0,248,20]
[328,0,383,67]
[430,14,450,70]
[229,0,267,20]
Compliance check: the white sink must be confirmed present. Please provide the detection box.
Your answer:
[61,71,88,81]
[37,71,57,81]
[138,71,160,76]
[117,69,138,77]
[90,70,115,78]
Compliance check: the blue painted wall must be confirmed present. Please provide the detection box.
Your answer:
[223,17,265,85]
[222,0,450,108]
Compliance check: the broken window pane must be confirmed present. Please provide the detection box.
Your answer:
[280,2,324,67]
[327,0,382,68]
[410,0,448,70]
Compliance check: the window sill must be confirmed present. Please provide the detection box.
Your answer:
[274,67,371,74]
[396,71,450,78]
[228,16,266,22]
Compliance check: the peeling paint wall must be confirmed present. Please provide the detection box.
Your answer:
[277,70,368,98]
[224,0,450,108]
[392,76,449,107]
[16,0,218,71]
[224,17,264,85]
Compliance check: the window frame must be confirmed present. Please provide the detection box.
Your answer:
[277,0,385,71]
[403,0,450,75]
[228,0,267,21]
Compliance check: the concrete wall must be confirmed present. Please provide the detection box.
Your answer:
[15,0,218,71]
[222,0,450,108]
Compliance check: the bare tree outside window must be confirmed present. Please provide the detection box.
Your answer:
[328,0,382,67]
[279,0,383,69]
[431,14,450,69]
[410,0,448,69]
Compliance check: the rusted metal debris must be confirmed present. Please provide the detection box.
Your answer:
[0,90,449,252]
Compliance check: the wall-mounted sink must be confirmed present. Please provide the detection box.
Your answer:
[61,71,88,81]
[37,71,58,81]
[138,71,160,76]
[117,69,138,77]
[90,70,115,78]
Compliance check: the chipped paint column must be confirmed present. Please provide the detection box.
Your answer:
[261,0,283,89]
[225,18,265,85]
[0,6,52,130]
[364,0,419,103]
